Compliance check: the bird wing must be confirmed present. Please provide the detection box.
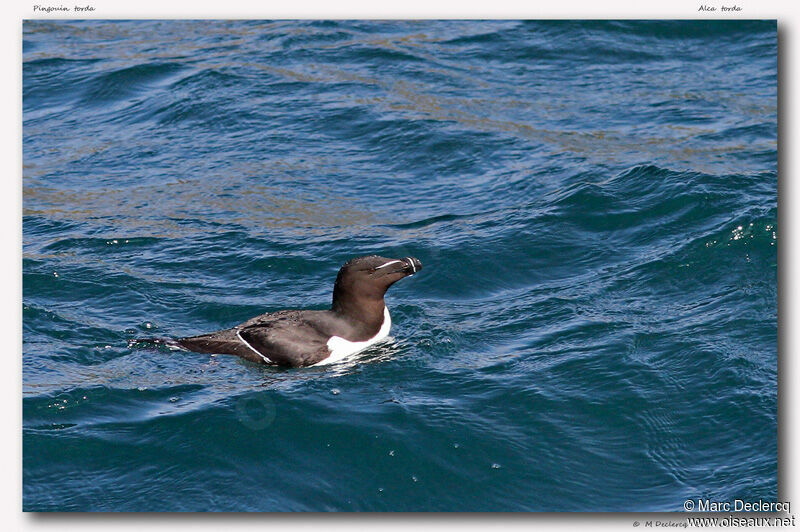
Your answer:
[237,315,331,367]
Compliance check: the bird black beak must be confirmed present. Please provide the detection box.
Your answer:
[402,257,423,275]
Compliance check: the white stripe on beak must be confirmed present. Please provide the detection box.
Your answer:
[405,257,416,273]
[376,260,402,270]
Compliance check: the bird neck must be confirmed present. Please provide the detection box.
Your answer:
[331,290,386,331]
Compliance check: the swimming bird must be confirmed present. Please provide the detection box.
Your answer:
[144,255,422,367]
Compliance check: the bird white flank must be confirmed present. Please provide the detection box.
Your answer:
[316,307,392,366]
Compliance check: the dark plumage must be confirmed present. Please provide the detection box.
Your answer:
[142,255,422,367]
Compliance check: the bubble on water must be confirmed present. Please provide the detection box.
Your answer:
[411,475,418,482]
[145,322,152,329]
[169,397,179,403]
[388,450,395,457]
[378,488,384,493]
[453,443,460,449]
[137,386,147,391]
[491,463,501,469]
[331,388,340,395]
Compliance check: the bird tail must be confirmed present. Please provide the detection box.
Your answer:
[129,337,187,351]
[172,330,241,355]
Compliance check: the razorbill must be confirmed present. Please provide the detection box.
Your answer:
[144,255,422,367]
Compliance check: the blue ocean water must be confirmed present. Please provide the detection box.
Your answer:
[22,20,777,512]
